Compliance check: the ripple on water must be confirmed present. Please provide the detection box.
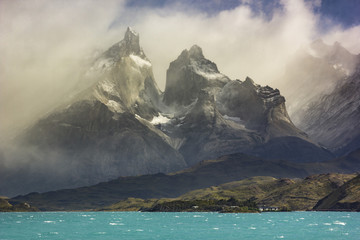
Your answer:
[308,223,318,226]
[333,221,346,226]
[109,222,124,226]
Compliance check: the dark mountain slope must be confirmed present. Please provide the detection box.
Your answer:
[12,149,360,211]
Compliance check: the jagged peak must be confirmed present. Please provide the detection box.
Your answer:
[189,45,204,59]
[176,45,204,62]
[122,26,142,56]
[103,27,145,60]
[125,27,139,37]
[244,77,255,85]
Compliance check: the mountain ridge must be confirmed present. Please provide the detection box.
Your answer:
[11,148,360,211]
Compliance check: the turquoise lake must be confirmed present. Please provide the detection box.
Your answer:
[1,211,359,239]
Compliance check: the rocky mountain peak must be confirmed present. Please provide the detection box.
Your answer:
[243,76,255,86]
[103,27,146,61]
[163,45,229,106]
[123,27,141,54]
[79,27,160,120]
[309,39,357,75]
[189,45,204,59]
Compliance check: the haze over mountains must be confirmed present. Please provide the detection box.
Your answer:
[278,40,360,156]
[0,27,359,199]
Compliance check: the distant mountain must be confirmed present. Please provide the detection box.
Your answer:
[276,40,357,123]
[314,174,360,211]
[296,60,360,155]
[12,149,360,211]
[274,40,360,156]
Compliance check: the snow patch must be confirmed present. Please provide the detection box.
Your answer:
[151,114,171,125]
[190,59,225,80]
[197,71,224,80]
[223,115,242,123]
[106,100,123,113]
[332,63,350,76]
[130,54,151,68]
[127,27,138,36]
[100,80,119,96]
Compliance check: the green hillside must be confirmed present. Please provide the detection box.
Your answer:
[314,174,360,211]
[103,174,356,212]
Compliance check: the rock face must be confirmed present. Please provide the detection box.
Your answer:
[296,56,360,155]
[163,45,229,106]
[1,29,335,196]
[82,27,161,119]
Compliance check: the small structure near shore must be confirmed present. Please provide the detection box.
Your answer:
[258,206,279,212]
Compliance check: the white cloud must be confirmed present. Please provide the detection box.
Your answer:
[0,0,125,139]
[129,0,318,89]
[322,25,360,54]
[0,0,359,140]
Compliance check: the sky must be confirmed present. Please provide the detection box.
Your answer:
[0,0,359,140]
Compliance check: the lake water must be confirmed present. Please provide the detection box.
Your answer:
[0,211,359,239]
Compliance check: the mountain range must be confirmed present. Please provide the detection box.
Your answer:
[1,27,359,202]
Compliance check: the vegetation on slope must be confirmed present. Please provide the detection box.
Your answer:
[143,198,259,213]
[102,174,356,212]
[0,197,38,212]
[314,174,360,211]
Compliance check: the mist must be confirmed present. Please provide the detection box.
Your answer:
[0,0,125,141]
